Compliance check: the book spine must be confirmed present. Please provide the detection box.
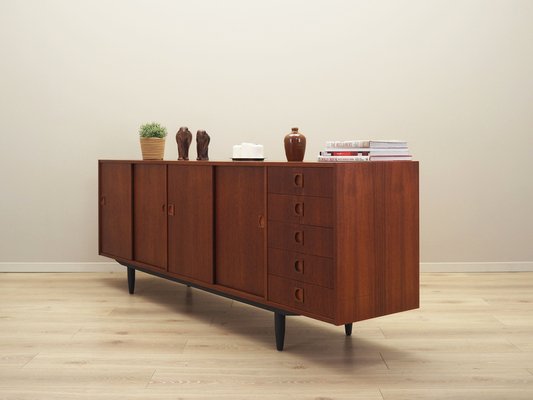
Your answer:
[318,155,370,162]
[325,141,408,149]
[320,151,370,156]
[325,140,370,149]
[369,155,413,161]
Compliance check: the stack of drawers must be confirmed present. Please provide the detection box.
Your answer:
[267,167,335,319]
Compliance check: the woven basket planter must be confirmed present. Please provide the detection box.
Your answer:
[140,138,165,160]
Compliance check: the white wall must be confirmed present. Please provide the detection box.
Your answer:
[1,0,532,271]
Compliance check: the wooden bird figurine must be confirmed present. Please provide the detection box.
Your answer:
[196,130,210,161]
[176,127,192,160]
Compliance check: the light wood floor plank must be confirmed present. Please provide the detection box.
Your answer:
[380,389,533,400]
[1,271,533,399]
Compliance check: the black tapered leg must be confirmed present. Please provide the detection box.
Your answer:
[274,312,286,351]
[345,323,353,336]
[127,267,135,294]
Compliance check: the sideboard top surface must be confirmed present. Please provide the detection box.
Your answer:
[99,160,418,168]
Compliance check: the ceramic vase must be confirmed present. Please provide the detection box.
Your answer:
[284,127,306,161]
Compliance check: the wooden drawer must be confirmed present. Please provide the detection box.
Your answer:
[268,221,333,258]
[268,194,333,227]
[268,275,334,318]
[268,248,333,288]
[268,167,333,197]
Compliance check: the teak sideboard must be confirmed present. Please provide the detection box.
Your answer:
[98,160,419,350]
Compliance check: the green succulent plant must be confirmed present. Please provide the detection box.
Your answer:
[139,122,167,138]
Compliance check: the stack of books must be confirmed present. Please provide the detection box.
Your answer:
[318,140,412,162]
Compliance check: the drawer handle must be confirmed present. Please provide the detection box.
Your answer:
[293,287,304,303]
[294,231,304,245]
[294,202,304,217]
[294,259,304,274]
[168,203,175,216]
[293,173,304,188]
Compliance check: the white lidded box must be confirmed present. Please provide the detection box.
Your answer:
[232,142,264,160]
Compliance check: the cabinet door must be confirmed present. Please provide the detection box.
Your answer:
[168,165,213,283]
[99,163,132,259]
[215,167,265,297]
[133,164,167,270]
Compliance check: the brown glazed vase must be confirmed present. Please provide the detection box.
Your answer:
[284,127,306,161]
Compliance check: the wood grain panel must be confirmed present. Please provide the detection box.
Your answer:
[268,167,333,197]
[268,221,333,258]
[268,275,334,318]
[268,248,334,288]
[267,194,333,227]
[133,164,167,270]
[168,165,213,283]
[99,162,132,260]
[383,162,420,313]
[215,166,265,297]
[335,162,419,324]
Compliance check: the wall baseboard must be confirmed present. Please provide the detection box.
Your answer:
[420,262,533,272]
[0,261,532,273]
[0,262,123,272]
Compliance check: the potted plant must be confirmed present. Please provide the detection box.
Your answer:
[139,122,167,160]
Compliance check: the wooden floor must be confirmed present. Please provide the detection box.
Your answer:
[0,272,532,399]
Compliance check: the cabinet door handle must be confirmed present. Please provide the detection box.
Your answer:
[293,173,304,188]
[258,215,265,228]
[100,196,106,206]
[168,203,175,216]
[161,204,166,213]
[294,230,304,245]
[293,287,304,303]
[294,259,304,274]
[294,202,304,217]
